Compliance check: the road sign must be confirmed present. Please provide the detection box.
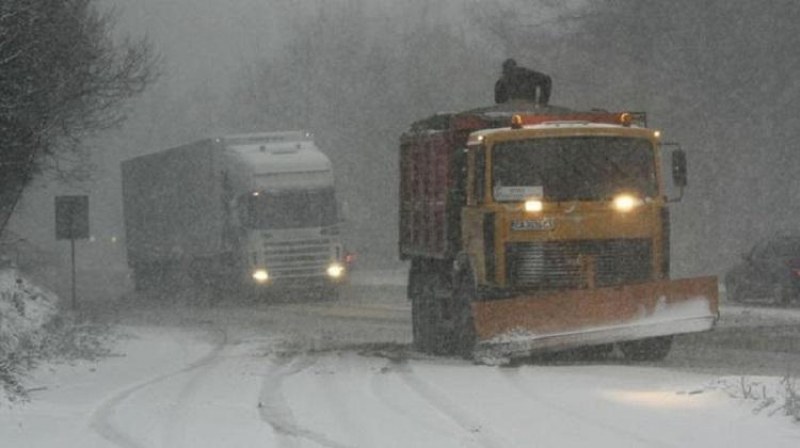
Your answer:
[55,195,89,240]
[55,195,89,309]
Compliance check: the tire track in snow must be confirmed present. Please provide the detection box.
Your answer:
[369,359,479,443]
[89,328,228,448]
[258,353,354,448]
[161,331,233,448]
[394,361,513,448]
[501,369,674,448]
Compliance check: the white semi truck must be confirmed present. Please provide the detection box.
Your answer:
[121,131,348,299]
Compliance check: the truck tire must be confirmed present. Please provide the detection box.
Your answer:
[408,258,424,300]
[724,279,743,303]
[132,263,164,292]
[412,260,445,354]
[619,336,673,361]
[575,344,614,361]
[410,258,426,350]
[132,267,150,292]
[444,267,477,359]
[413,269,437,353]
[429,264,454,356]
[411,288,424,350]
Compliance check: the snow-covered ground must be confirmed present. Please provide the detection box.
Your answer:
[1,268,799,446]
[1,322,798,448]
[0,269,59,352]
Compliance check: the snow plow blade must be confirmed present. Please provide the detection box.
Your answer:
[471,276,719,359]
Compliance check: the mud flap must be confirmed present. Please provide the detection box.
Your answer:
[471,276,719,359]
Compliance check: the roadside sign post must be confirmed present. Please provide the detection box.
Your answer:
[55,195,89,309]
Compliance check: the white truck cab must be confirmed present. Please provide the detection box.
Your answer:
[224,131,347,297]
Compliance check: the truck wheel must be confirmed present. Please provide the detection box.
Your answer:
[132,263,163,292]
[408,258,423,300]
[412,267,438,354]
[619,336,673,362]
[410,259,426,351]
[416,261,453,355]
[410,259,433,352]
[575,344,613,361]
[411,290,424,350]
[428,266,456,356]
[724,279,742,303]
[132,268,150,292]
[446,267,477,359]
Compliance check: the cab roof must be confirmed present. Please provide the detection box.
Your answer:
[222,131,332,176]
[406,101,647,134]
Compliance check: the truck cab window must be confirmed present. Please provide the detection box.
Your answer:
[474,147,486,204]
[240,188,338,230]
[492,137,656,202]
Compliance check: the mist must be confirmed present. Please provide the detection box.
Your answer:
[7,0,800,301]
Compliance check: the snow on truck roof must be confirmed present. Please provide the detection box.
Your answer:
[221,131,332,175]
[468,121,646,140]
[406,102,648,134]
[220,130,313,145]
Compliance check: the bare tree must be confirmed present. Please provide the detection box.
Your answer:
[0,0,159,237]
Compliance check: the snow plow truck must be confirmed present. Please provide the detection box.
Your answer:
[122,131,349,299]
[399,100,718,361]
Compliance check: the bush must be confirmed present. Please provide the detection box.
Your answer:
[714,375,800,423]
[0,268,114,403]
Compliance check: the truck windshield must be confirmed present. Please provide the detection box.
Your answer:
[492,136,657,201]
[241,188,338,229]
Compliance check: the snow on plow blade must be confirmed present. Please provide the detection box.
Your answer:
[471,276,719,359]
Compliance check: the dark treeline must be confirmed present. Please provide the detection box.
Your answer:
[0,0,158,237]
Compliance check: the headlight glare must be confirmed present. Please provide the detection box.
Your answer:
[613,194,642,212]
[524,199,543,212]
[252,269,269,283]
[327,263,345,278]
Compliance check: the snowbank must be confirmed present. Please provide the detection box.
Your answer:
[0,268,59,403]
[705,376,800,422]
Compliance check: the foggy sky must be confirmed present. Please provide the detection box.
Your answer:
[8,0,800,299]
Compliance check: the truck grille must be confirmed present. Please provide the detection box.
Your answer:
[505,239,652,290]
[262,238,333,278]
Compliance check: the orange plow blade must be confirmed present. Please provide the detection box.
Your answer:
[471,276,719,359]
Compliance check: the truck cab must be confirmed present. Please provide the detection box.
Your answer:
[462,118,669,293]
[121,131,348,300]
[224,132,348,297]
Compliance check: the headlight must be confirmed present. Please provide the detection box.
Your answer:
[524,199,543,212]
[252,269,269,283]
[327,263,345,279]
[612,194,642,212]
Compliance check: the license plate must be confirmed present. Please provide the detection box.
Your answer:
[511,218,555,231]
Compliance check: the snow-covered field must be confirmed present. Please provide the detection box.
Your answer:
[1,322,798,448]
[1,268,799,446]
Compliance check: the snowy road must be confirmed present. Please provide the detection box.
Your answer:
[2,272,800,447]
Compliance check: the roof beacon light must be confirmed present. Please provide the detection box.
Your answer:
[511,114,524,129]
[619,112,633,127]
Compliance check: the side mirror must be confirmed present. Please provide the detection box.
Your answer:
[672,149,687,188]
[663,144,686,202]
